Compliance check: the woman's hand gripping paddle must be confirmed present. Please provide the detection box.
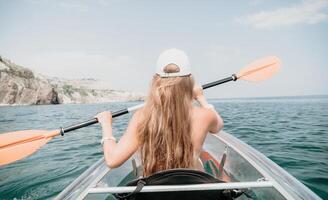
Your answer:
[0,56,281,166]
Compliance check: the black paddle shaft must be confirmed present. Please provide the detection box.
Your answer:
[60,109,129,135]
[60,74,237,135]
[202,74,237,89]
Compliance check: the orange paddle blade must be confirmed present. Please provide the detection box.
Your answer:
[0,130,59,166]
[237,56,281,82]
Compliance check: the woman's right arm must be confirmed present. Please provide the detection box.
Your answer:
[193,85,224,133]
[96,111,140,168]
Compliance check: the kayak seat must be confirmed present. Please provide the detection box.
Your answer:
[114,169,244,200]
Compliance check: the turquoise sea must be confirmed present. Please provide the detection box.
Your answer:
[0,95,327,199]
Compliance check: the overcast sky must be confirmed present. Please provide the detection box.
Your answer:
[0,0,327,98]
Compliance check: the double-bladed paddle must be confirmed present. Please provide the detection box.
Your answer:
[0,56,281,166]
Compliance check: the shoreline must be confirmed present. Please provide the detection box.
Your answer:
[0,99,145,107]
[1,94,326,107]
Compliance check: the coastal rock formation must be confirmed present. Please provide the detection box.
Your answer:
[0,57,60,105]
[48,77,144,104]
[0,56,143,106]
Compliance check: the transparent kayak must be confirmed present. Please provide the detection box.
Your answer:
[55,131,321,200]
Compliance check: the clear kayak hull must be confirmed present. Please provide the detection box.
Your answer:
[55,131,321,200]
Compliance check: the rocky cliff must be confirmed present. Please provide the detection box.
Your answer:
[0,56,143,106]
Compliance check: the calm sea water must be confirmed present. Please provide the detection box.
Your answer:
[0,96,327,199]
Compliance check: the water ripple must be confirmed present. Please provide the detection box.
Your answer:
[0,98,327,199]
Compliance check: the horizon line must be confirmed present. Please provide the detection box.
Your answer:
[208,94,328,100]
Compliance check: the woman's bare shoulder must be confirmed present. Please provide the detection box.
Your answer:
[192,106,215,121]
[135,107,148,119]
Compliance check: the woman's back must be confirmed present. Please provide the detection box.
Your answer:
[96,48,223,177]
[191,105,223,160]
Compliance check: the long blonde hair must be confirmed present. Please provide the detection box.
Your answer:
[137,71,195,177]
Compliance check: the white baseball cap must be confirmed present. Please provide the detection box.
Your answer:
[156,48,191,77]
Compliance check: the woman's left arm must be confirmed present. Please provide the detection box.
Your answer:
[96,111,140,168]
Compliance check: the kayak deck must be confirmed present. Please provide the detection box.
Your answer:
[55,131,321,200]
